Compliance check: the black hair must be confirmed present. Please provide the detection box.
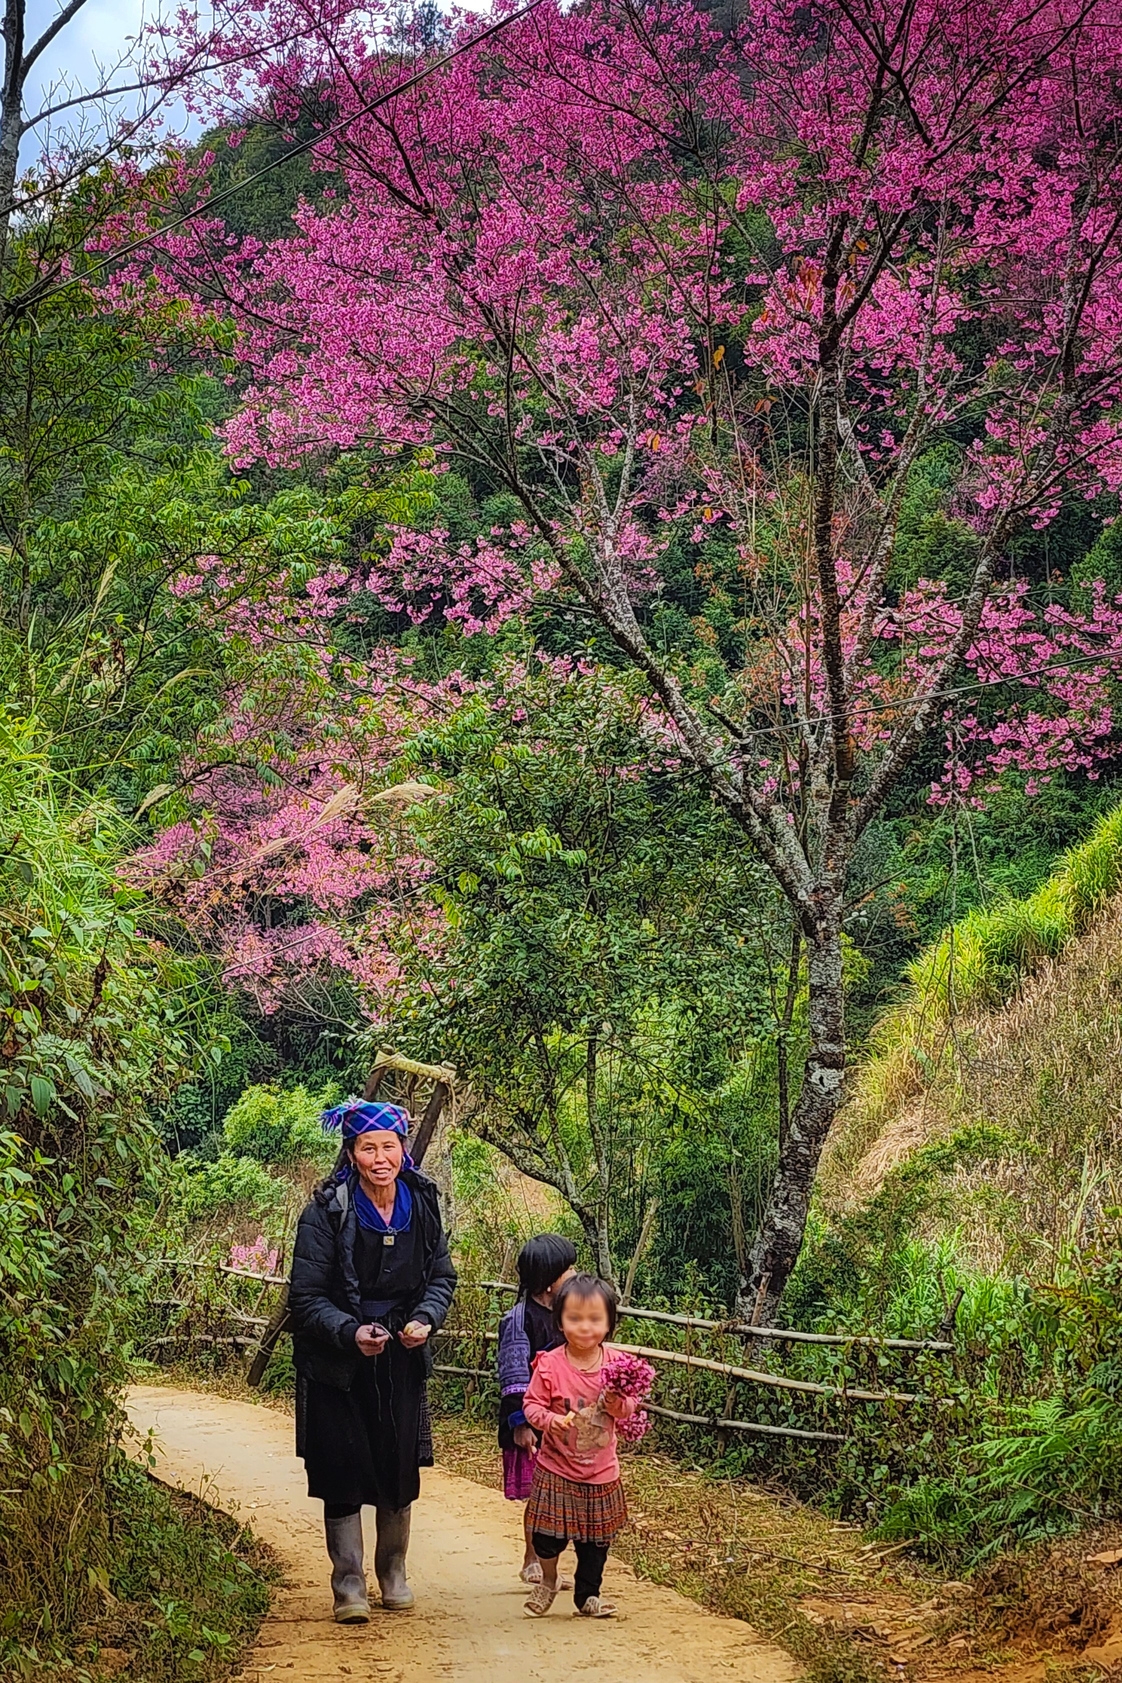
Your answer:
[552,1272,618,1337]
[516,1234,579,1301]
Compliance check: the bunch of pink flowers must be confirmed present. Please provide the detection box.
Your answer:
[602,1351,656,1443]
[229,1236,279,1276]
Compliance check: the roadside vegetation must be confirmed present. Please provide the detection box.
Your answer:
[9,0,1122,1674]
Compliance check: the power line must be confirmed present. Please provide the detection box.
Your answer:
[9,0,547,318]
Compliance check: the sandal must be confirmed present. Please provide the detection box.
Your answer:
[520,1561,543,1585]
[524,1583,557,1617]
[575,1595,617,1618]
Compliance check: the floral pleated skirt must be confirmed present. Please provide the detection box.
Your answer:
[526,1465,627,1544]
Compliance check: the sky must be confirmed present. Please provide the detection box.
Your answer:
[18,0,487,167]
[18,0,198,165]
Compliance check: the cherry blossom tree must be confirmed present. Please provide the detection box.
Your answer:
[129,569,459,1025]
[143,0,1122,1316]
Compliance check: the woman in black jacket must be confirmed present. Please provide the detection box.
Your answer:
[289,1098,456,1622]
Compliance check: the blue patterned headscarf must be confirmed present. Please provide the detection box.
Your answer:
[321,1098,412,1142]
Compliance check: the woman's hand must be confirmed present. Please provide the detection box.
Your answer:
[602,1390,627,1419]
[399,1319,431,1349]
[355,1323,390,1357]
[513,1424,537,1453]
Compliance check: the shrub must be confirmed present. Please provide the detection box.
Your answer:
[170,1152,288,1222]
[221,1081,340,1167]
[2,1454,278,1681]
[0,718,229,1666]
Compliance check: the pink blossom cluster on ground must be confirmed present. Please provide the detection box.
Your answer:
[229,1236,280,1275]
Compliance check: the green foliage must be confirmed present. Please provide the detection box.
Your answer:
[0,719,226,1664]
[889,445,981,596]
[774,1152,1122,1568]
[169,1152,288,1222]
[195,108,334,241]
[1072,499,1122,596]
[388,661,782,1279]
[876,1394,1122,1563]
[9,444,393,805]
[221,1080,339,1166]
[2,1455,277,1681]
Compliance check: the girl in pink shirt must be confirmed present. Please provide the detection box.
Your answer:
[522,1273,636,1618]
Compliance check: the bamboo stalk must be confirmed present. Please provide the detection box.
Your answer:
[148,1334,257,1349]
[621,1197,659,1306]
[478,1282,952,1352]
[438,1327,918,1401]
[614,1342,921,1404]
[643,1402,846,1443]
[220,1265,289,1285]
[369,1047,457,1087]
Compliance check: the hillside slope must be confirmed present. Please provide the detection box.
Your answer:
[825,804,1122,1272]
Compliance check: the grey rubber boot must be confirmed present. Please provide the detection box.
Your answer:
[325,1511,370,1623]
[375,1504,415,1609]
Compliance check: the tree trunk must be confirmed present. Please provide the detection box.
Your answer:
[583,1034,614,1283]
[1,0,25,255]
[740,906,844,1323]
[574,1201,614,1284]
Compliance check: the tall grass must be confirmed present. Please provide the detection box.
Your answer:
[831,800,1122,1190]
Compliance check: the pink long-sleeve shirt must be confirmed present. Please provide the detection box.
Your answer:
[522,1343,637,1485]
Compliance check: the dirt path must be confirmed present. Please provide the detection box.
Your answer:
[126,1385,800,1683]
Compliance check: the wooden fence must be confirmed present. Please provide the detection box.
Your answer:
[136,1258,961,1448]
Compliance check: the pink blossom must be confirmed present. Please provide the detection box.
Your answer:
[602,1352,656,1400]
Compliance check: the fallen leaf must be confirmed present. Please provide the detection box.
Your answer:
[1085,1548,1122,1566]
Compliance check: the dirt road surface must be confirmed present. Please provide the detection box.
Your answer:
[126,1385,800,1683]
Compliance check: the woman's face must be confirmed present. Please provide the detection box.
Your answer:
[560,1290,610,1353]
[350,1130,405,1188]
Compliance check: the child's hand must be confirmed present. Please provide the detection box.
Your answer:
[602,1391,628,1418]
[513,1424,537,1452]
[548,1410,577,1438]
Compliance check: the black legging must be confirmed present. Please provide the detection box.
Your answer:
[532,1530,609,1608]
[324,1502,361,1519]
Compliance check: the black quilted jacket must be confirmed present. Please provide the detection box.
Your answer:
[288,1167,457,1389]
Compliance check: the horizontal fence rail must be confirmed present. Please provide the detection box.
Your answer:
[135,1257,957,1449]
[480,1281,956,1352]
[612,1341,921,1404]
[643,1402,846,1443]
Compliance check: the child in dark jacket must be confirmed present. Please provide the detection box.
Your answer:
[496,1234,577,1583]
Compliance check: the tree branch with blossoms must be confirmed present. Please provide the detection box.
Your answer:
[134,0,1122,1317]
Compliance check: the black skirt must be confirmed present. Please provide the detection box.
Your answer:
[298,1341,429,1511]
[297,1220,432,1511]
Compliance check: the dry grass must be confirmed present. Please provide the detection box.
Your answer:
[825,804,1122,1217]
[823,897,1122,1274]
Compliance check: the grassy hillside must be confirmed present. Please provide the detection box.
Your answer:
[825,801,1122,1272]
